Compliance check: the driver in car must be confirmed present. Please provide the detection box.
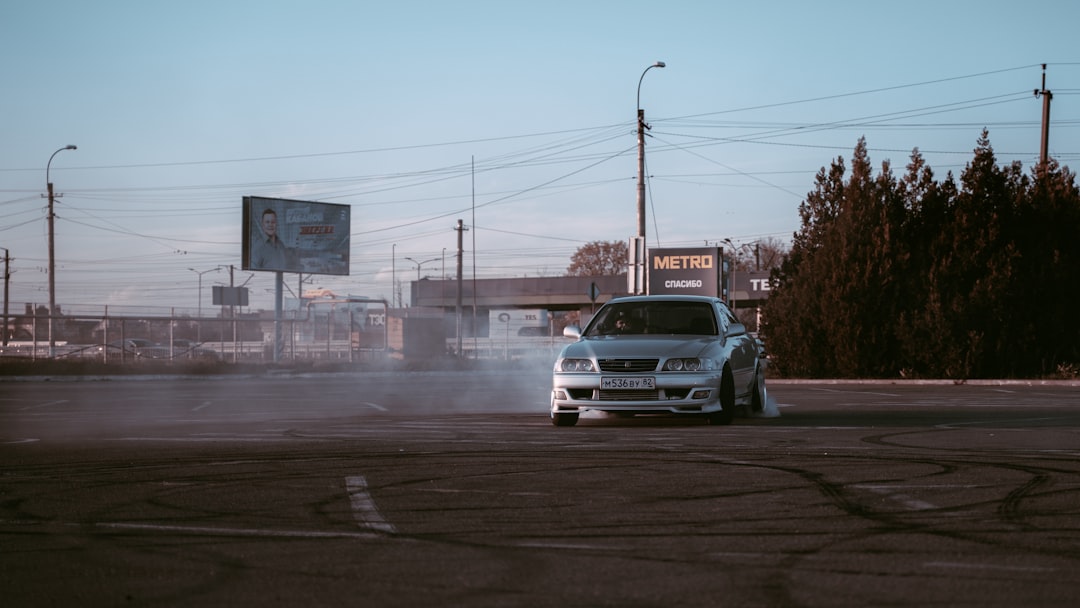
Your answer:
[612,312,639,334]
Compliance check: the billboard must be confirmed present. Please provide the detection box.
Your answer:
[212,286,249,306]
[242,196,350,275]
[647,247,722,297]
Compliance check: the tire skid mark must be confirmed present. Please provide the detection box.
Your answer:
[998,471,1052,528]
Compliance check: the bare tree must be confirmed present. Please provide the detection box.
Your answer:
[567,240,628,276]
[730,237,788,271]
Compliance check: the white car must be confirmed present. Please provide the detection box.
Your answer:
[99,338,170,360]
[551,295,766,426]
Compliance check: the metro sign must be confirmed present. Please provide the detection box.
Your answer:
[648,247,721,297]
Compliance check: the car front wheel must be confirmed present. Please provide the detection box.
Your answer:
[551,412,579,427]
[707,372,736,425]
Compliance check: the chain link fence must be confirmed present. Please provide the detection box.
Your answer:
[0,304,387,365]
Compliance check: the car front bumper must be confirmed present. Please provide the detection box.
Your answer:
[551,371,724,415]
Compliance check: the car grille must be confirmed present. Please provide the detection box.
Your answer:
[598,358,659,372]
[599,390,659,401]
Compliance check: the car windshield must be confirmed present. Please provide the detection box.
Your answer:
[585,301,717,337]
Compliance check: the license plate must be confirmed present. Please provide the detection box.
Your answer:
[601,376,655,390]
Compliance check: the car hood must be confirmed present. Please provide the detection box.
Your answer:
[561,335,716,360]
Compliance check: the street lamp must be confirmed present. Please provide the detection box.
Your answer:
[46,144,76,356]
[635,61,660,295]
[723,239,754,314]
[404,256,440,308]
[636,61,665,242]
[404,256,439,282]
[188,266,222,342]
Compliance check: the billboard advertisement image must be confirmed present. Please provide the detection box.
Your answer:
[647,246,722,297]
[242,196,350,275]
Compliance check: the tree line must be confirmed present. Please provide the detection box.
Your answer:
[761,132,1080,379]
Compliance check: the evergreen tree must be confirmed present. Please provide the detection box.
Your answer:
[1021,159,1080,373]
[896,149,958,377]
[933,131,1022,377]
[763,131,1080,379]
[764,154,850,377]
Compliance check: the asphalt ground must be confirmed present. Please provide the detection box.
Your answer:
[2,374,1079,607]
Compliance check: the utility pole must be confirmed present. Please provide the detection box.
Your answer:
[1035,63,1053,172]
[455,219,467,357]
[45,145,76,357]
[47,181,56,354]
[230,265,237,363]
[634,61,665,294]
[636,105,648,241]
[2,247,9,347]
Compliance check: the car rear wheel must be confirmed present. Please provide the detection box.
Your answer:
[750,367,766,413]
[551,412,579,427]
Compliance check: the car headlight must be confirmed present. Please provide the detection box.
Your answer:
[557,358,595,372]
[663,358,717,371]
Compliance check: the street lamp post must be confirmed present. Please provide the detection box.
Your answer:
[630,61,665,295]
[636,61,665,242]
[188,266,222,342]
[723,239,754,314]
[404,256,439,306]
[46,145,76,356]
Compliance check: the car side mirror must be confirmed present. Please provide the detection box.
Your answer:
[725,323,747,337]
[563,325,582,339]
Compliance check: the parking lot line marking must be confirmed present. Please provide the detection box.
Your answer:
[111,437,291,442]
[20,400,67,411]
[96,522,381,539]
[857,485,938,510]
[420,488,547,496]
[925,561,1056,573]
[346,475,397,534]
[515,541,622,551]
[808,388,901,397]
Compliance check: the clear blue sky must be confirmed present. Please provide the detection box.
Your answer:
[2,0,1077,312]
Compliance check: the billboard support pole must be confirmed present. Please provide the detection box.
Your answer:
[274,271,283,363]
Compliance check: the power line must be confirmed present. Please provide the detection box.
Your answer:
[663,64,1045,122]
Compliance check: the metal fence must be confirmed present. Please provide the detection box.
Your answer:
[0,308,566,365]
[0,309,386,364]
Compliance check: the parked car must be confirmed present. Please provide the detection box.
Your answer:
[100,339,170,359]
[171,339,219,360]
[550,295,766,427]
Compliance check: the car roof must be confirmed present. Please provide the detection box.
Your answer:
[604,294,723,304]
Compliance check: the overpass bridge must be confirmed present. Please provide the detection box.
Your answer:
[410,271,771,318]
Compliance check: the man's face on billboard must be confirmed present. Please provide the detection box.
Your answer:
[261,212,278,238]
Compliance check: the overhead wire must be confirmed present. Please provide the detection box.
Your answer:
[4,64,1076,305]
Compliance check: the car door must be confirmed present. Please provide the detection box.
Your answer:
[718,304,756,393]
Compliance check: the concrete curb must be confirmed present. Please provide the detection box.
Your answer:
[4,373,1080,386]
[767,378,1080,387]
